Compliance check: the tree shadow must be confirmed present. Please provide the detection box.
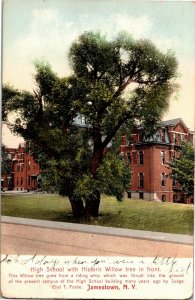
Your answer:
[50,211,113,226]
[51,212,85,223]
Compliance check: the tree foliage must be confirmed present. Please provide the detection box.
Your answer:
[170,141,194,196]
[3,31,178,217]
[2,84,20,122]
[1,145,12,175]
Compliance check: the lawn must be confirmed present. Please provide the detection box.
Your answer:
[1,193,194,235]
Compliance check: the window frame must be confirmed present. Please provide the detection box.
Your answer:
[138,151,144,165]
[127,152,131,164]
[139,172,144,188]
[162,195,166,202]
[139,192,144,199]
[161,151,165,165]
[161,173,166,187]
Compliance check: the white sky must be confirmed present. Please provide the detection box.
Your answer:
[2,0,195,147]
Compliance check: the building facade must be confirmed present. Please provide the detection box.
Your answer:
[2,143,41,191]
[120,118,193,204]
[2,118,194,202]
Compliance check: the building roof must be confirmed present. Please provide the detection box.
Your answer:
[160,118,183,127]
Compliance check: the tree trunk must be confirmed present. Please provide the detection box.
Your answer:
[86,146,104,218]
[69,190,100,219]
[69,144,103,219]
[91,147,104,178]
[69,196,85,217]
[85,189,100,219]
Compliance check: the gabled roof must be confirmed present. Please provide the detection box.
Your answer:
[160,118,189,130]
[160,118,182,127]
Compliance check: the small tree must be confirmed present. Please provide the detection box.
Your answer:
[3,31,177,218]
[1,145,12,176]
[1,145,12,190]
[170,140,194,198]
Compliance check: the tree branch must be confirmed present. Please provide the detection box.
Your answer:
[33,89,43,114]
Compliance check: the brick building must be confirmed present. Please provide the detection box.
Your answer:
[2,143,41,191]
[120,118,193,204]
[1,118,194,202]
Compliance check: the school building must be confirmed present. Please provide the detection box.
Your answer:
[2,142,41,191]
[2,118,194,203]
[120,118,194,204]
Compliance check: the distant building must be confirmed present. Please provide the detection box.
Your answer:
[2,143,41,191]
[120,118,194,204]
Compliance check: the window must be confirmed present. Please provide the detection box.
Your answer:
[28,176,30,186]
[16,177,19,185]
[180,134,185,142]
[173,133,176,144]
[81,116,85,124]
[139,192,144,199]
[17,164,20,172]
[173,194,177,203]
[127,153,131,164]
[127,191,131,198]
[172,178,176,186]
[20,177,23,185]
[28,160,31,170]
[138,151,144,165]
[172,151,176,159]
[162,195,166,202]
[161,173,166,187]
[161,151,165,165]
[21,164,24,172]
[139,173,144,187]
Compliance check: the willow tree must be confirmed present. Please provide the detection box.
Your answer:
[3,31,177,218]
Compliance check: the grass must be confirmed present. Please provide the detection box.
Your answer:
[1,193,194,235]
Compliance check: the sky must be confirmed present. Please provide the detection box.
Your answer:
[2,0,195,147]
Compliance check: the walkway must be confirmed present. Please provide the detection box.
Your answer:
[1,216,193,257]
